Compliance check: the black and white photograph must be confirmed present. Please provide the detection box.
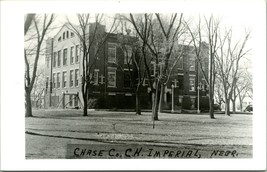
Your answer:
[1,0,266,171]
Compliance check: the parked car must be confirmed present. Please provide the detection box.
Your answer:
[244,105,253,112]
[213,104,221,111]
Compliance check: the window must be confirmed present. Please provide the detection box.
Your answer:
[93,69,99,85]
[75,69,79,87]
[62,71,67,88]
[63,48,67,65]
[108,43,116,63]
[189,76,195,92]
[70,70,74,87]
[57,50,61,67]
[53,73,56,88]
[70,46,74,64]
[124,45,132,64]
[71,32,74,37]
[63,32,65,40]
[75,45,79,63]
[57,73,60,88]
[188,55,195,71]
[178,57,183,69]
[107,68,116,87]
[66,31,69,39]
[53,52,57,67]
[124,71,131,88]
[69,95,73,106]
[58,36,61,42]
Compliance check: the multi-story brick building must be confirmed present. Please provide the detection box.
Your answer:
[44,23,209,110]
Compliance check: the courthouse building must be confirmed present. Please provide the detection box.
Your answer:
[44,23,209,110]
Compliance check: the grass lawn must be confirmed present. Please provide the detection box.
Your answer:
[26,109,252,159]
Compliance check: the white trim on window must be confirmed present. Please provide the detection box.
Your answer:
[124,45,132,64]
[189,76,195,92]
[188,55,195,71]
[69,69,74,88]
[62,70,67,88]
[70,46,74,65]
[75,44,80,63]
[63,48,68,66]
[107,67,116,88]
[57,50,61,67]
[94,69,99,85]
[52,73,56,89]
[75,68,79,87]
[108,43,117,63]
[178,56,183,70]
[57,72,61,88]
[123,68,133,71]
[189,74,196,76]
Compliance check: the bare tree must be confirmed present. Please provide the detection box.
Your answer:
[24,14,35,35]
[113,15,147,115]
[185,15,220,119]
[116,34,147,115]
[128,13,185,121]
[31,65,45,108]
[216,28,251,116]
[25,14,54,117]
[67,14,118,116]
[234,67,253,112]
[126,14,157,121]
[214,79,225,108]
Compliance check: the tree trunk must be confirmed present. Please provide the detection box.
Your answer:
[152,82,160,121]
[239,95,243,112]
[209,78,215,119]
[135,91,141,115]
[232,99,236,114]
[83,95,88,116]
[25,90,33,117]
[82,85,88,116]
[225,98,231,116]
[209,86,215,119]
[209,96,215,119]
[158,84,164,113]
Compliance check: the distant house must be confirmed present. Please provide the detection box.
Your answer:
[44,23,209,110]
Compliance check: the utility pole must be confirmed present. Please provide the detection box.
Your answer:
[197,82,202,114]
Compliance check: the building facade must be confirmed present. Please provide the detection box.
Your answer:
[44,23,209,110]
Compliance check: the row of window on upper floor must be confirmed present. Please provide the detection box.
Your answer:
[51,69,79,89]
[49,42,132,68]
[149,58,195,77]
[49,66,207,92]
[107,43,197,72]
[49,42,197,72]
[51,68,118,89]
[51,45,80,68]
[58,30,75,42]
[108,43,133,64]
